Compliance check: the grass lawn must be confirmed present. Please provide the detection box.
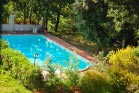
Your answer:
[49,31,97,56]
[0,74,33,93]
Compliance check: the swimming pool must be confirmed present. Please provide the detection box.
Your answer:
[1,34,91,70]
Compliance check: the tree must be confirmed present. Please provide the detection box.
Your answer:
[0,0,9,31]
[74,0,113,51]
[106,0,139,48]
[50,0,75,32]
[74,0,139,51]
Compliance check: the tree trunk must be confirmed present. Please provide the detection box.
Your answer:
[42,17,46,30]
[23,3,26,24]
[96,38,101,53]
[55,6,62,32]
[0,1,7,31]
[122,35,126,48]
[0,2,2,32]
[45,17,48,29]
[29,7,32,24]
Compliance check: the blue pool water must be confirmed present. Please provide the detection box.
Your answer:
[1,35,91,70]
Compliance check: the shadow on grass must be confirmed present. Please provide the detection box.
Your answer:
[49,31,97,56]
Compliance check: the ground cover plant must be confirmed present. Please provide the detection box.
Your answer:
[0,39,44,92]
[0,74,33,93]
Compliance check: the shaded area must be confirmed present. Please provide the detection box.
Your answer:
[0,0,8,32]
[50,31,97,56]
[0,1,2,32]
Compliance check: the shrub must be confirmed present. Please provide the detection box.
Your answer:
[1,48,44,90]
[31,19,36,24]
[28,67,44,90]
[0,40,43,90]
[0,39,9,49]
[109,47,135,69]
[63,55,80,92]
[0,74,33,93]
[15,18,23,24]
[43,58,62,92]
[108,46,139,93]
[64,68,79,92]
[43,56,80,92]
[80,70,112,93]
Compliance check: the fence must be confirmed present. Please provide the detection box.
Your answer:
[1,24,42,32]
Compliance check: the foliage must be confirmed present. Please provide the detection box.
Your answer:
[0,40,43,90]
[73,0,113,51]
[108,46,139,93]
[80,70,112,93]
[106,0,139,47]
[94,51,107,72]
[73,0,139,51]
[0,39,9,49]
[2,0,139,49]
[109,47,139,73]
[65,69,79,91]
[2,1,15,20]
[43,57,62,92]
[42,56,81,92]
[29,67,44,90]
[2,0,75,32]
[65,66,79,91]
[0,74,33,93]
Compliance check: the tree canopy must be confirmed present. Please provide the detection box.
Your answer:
[74,0,139,51]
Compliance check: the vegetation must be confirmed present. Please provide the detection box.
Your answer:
[0,74,33,93]
[0,40,44,92]
[107,46,139,93]
[80,70,112,93]
[1,38,139,93]
[1,0,139,93]
[2,0,138,51]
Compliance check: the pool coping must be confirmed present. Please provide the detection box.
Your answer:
[1,31,97,72]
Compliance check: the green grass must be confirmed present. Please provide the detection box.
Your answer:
[0,74,33,93]
[49,31,97,56]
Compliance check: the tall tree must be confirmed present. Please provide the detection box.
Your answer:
[13,0,38,24]
[106,0,139,47]
[74,0,112,51]
[50,0,75,32]
[74,0,139,51]
[13,0,29,23]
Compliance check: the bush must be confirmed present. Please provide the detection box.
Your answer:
[15,18,23,24]
[43,56,80,93]
[0,40,44,90]
[80,70,112,93]
[43,58,62,93]
[0,39,9,49]
[108,46,139,93]
[0,74,33,93]
[28,67,44,90]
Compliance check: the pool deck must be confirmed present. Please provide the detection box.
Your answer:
[1,31,97,71]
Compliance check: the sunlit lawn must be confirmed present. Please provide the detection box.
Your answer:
[0,74,33,93]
